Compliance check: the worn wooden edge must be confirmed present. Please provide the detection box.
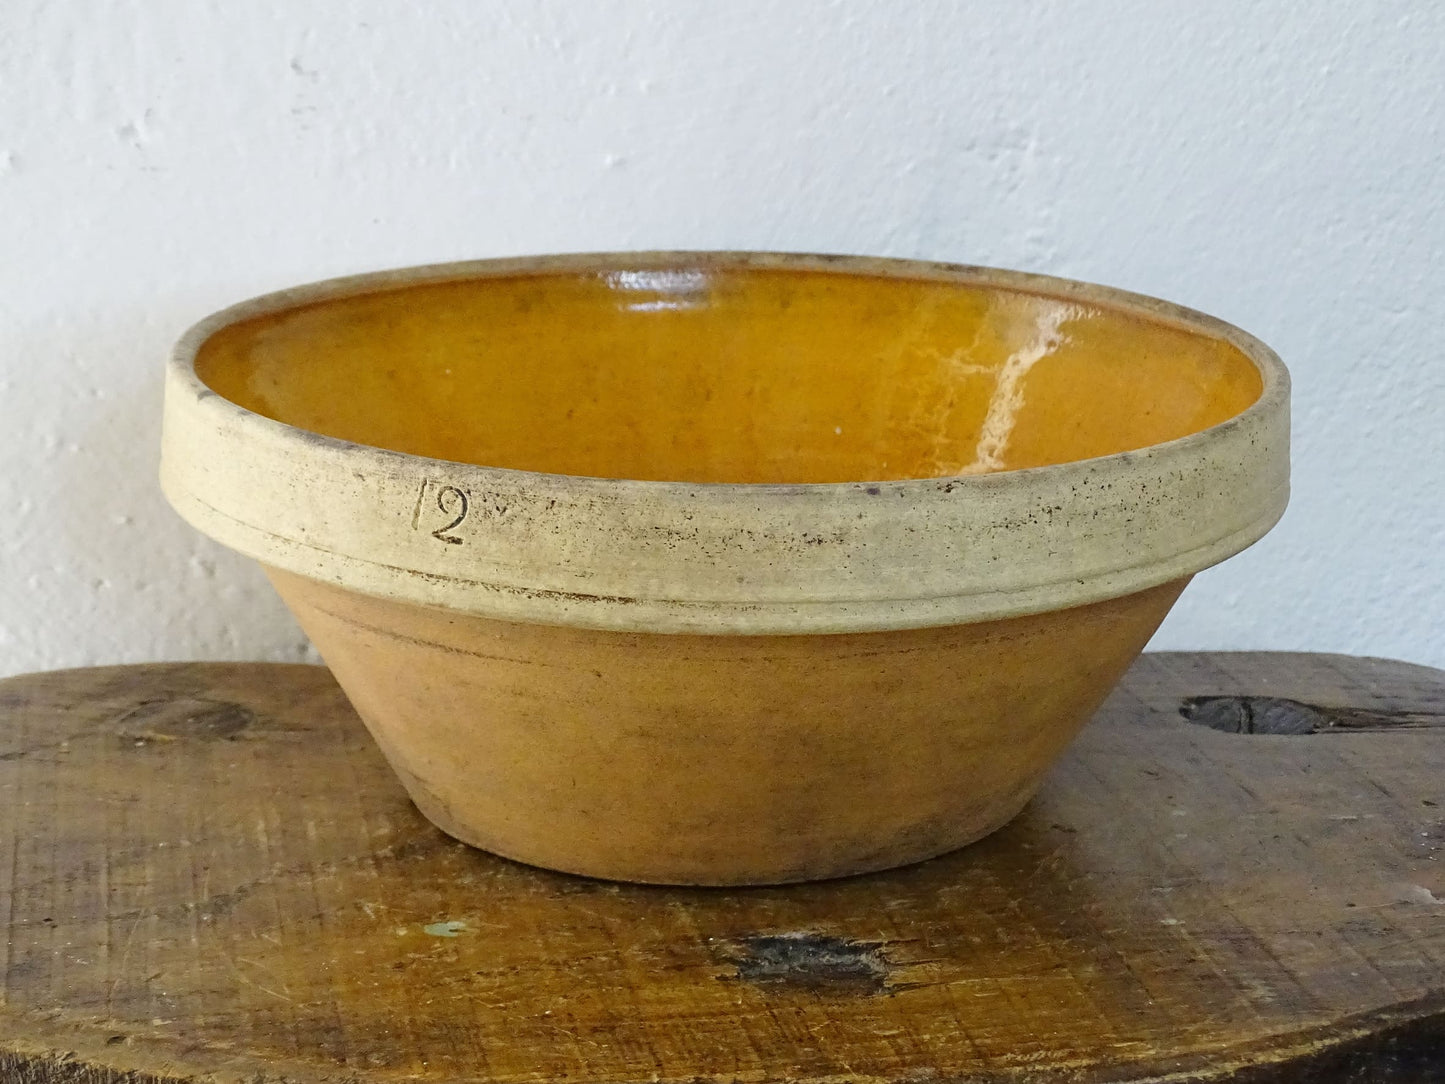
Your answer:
[1,991,1441,1084]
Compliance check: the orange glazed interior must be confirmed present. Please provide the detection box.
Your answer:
[196,266,1263,484]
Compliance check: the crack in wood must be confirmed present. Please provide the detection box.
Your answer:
[1180,695,1445,735]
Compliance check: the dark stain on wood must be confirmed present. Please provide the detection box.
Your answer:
[111,696,254,744]
[724,932,890,994]
[1181,694,1445,735]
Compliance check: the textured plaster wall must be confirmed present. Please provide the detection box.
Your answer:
[0,1,1441,676]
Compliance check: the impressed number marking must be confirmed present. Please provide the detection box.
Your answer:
[412,480,470,545]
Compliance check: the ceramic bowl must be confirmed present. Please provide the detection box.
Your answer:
[161,253,1289,885]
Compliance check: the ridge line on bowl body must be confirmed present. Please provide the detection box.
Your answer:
[160,475,1287,635]
[161,253,1290,635]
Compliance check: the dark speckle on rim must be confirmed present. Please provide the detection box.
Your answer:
[865,485,881,496]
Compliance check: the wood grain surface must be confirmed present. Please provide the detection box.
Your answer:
[0,652,1440,1083]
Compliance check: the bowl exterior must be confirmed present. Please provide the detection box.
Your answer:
[267,567,1186,885]
[160,254,1290,885]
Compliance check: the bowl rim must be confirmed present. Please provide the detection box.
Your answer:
[161,251,1291,634]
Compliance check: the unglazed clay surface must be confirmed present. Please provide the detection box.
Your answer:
[268,567,1187,884]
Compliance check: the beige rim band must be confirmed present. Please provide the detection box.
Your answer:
[161,254,1289,635]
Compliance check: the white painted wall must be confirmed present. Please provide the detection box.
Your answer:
[1,1,1441,676]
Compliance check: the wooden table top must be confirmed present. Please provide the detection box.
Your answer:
[0,652,1440,1083]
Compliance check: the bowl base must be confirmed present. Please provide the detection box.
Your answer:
[264,568,1187,887]
[401,763,1040,886]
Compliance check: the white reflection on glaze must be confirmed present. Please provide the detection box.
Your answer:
[959,301,1078,474]
[605,269,709,312]
[623,299,699,312]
